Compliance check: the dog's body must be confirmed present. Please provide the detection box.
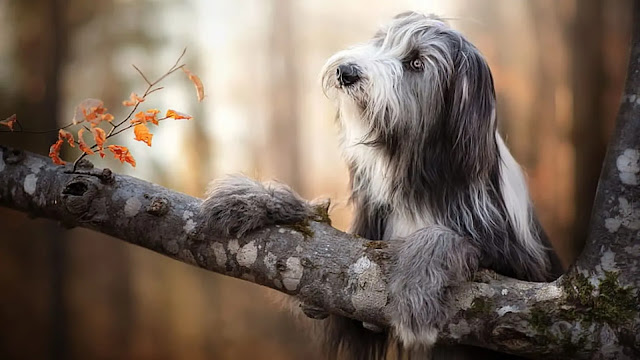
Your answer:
[202,12,562,359]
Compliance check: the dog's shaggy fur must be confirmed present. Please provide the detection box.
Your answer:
[202,11,562,359]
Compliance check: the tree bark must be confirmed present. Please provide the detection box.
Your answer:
[0,132,636,359]
[1,1,640,358]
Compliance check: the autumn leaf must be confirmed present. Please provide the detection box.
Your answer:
[58,129,75,147]
[108,145,136,167]
[73,99,105,125]
[131,111,146,125]
[122,92,145,107]
[49,139,65,165]
[91,127,106,147]
[182,67,205,102]
[133,124,153,147]
[91,127,107,158]
[130,109,161,125]
[145,109,160,125]
[165,109,192,120]
[77,128,95,155]
[1,114,17,131]
[86,108,113,127]
[102,113,114,122]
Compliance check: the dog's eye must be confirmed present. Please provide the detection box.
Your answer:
[409,58,424,71]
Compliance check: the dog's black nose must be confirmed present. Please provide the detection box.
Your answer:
[336,64,360,86]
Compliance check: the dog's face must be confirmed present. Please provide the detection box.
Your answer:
[322,13,450,121]
[322,11,498,179]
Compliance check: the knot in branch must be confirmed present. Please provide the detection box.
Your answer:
[62,176,100,215]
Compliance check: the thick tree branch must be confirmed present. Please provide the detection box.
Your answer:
[0,144,637,358]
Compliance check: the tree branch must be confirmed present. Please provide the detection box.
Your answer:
[0,144,637,358]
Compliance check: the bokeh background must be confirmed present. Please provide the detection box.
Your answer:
[0,0,634,359]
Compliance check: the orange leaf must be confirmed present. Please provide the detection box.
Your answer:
[182,67,205,102]
[58,129,75,147]
[91,127,107,158]
[107,145,136,167]
[91,127,106,147]
[102,113,114,122]
[165,109,192,120]
[130,111,147,125]
[122,92,145,107]
[145,109,160,125]
[130,109,161,125]
[49,139,65,165]
[77,128,94,155]
[0,114,17,131]
[73,99,105,125]
[133,124,153,147]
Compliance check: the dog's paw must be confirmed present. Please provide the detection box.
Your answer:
[201,175,313,237]
[388,286,441,348]
[392,320,438,349]
[388,265,446,348]
[201,175,273,237]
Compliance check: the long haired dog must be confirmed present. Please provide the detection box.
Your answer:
[202,11,562,360]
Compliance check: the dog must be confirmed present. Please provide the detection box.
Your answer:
[202,11,562,359]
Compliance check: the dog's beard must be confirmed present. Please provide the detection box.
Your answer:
[322,41,445,145]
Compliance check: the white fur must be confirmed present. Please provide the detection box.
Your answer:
[338,98,393,206]
[394,323,438,348]
[384,209,436,240]
[497,134,548,263]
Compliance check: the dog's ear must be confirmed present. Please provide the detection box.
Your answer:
[441,38,498,181]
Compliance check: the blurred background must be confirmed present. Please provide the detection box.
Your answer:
[0,0,634,359]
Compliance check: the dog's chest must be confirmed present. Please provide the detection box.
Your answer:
[339,105,394,207]
[383,209,435,240]
[339,105,436,240]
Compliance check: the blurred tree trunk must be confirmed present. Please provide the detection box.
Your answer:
[571,0,608,258]
[48,2,68,359]
[571,0,633,256]
[0,0,68,359]
[528,0,575,265]
[0,1,137,359]
[266,0,301,190]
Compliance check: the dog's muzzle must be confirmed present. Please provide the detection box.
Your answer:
[336,64,360,87]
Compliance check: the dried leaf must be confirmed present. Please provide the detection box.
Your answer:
[165,109,192,120]
[58,129,75,147]
[145,109,160,125]
[131,111,147,125]
[182,67,205,102]
[91,127,106,147]
[133,124,153,147]
[107,145,136,167]
[73,99,105,125]
[77,128,95,155]
[130,109,161,125]
[49,139,65,165]
[102,113,114,122]
[0,114,17,131]
[122,92,145,107]
[91,127,107,158]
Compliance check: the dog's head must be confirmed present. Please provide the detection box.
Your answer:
[322,12,498,179]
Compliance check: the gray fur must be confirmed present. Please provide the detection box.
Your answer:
[201,11,562,360]
[388,225,480,348]
[319,11,561,359]
[201,175,312,237]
